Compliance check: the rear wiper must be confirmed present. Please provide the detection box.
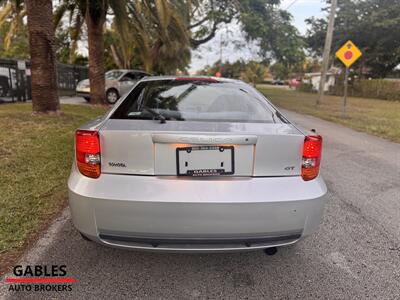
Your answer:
[176,84,197,102]
[271,112,276,123]
[275,110,289,124]
[142,106,166,124]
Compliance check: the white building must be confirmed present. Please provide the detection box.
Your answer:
[303,71,337,92]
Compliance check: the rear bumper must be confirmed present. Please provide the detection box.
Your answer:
[68,165,327,252]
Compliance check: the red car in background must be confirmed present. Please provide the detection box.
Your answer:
[288,78,301,89]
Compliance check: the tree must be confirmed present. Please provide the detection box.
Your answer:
[55,0,129,104]
[4,0,306,106]
[0,20,29,58]
[241,61,267,86]
[305,0,400,78]
[0,0,25,49]
[83,0,129,104]
[104,28,124,69]
[55,28,73,64]
[84,0,107,104]
[197,59,244,77]
[107,0,245,73]
[104,27,131,69]
[0,0,30,58]
[303,58,322,74]
[25,0,59,113]
[54,0,85,64]
[197,59,269,85]
[239,0,305,72]
[54,0,237,74]
[54,0,302,78]
[127,0,191,74]
[270,62,288,80]
[193,1,306,77]
[186,0,239,48]
[54,0,190,74]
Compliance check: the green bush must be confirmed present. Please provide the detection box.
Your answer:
[297,82,314,93]
[332,79,400,101]
[357,79,400,101]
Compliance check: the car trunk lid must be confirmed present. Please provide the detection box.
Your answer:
[99,119,304,177]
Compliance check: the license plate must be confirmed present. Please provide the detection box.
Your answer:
[176,146,234,176]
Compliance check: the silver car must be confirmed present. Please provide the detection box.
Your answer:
[68,76,327,253]
[76,69,150,104]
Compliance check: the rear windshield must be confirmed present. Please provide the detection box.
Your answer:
[111,80,275,123]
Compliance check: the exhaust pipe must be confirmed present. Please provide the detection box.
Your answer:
[264,247,278,256]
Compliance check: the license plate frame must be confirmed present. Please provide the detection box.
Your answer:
[176,145,235,176]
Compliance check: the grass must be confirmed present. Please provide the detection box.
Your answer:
[0,103,107,272]
[258,86,400,143]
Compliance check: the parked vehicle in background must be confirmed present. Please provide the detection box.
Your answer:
[76,69,150,104]
[69,76,327,253]
[0,67,17,97]
[272,79,285,86]
[288,78,301,89]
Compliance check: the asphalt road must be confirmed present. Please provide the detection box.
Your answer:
[1,109,400,299]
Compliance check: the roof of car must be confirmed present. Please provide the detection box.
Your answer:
[108,69,150,74]
[140,75,242,84]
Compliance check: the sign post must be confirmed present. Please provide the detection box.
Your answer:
[343,67,349,117]
[335,40,362,117]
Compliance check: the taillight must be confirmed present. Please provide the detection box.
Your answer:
[75,130,101,178]
[301,135,322,181]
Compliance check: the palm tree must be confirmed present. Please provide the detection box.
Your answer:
[55,0,129,104]
[0,0,25,49]
[55,0,190,75]
[105,26,137,69]
[0,0,59,112]
[85,1,132,104]
[25,0,59,113]
[127,0,191,74]
[83,1,106,104]
[54,0,84,64]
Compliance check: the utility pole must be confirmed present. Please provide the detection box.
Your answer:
[219,33,223,62]
[317,0,338,105]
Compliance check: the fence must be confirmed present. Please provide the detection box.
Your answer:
[0,58,88,103]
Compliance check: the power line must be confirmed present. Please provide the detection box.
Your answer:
[284,0,300,10]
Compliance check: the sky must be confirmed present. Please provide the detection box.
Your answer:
[189,0,326,74]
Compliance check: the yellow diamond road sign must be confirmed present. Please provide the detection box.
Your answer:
[336,40,362,68]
